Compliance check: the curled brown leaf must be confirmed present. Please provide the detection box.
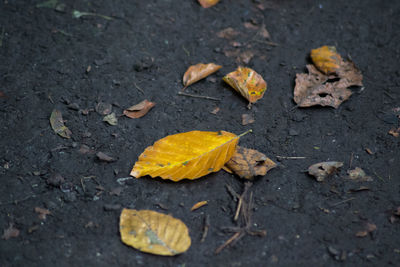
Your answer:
[123,100,155,119]
[308,161,343,182]
[182,63,222,90]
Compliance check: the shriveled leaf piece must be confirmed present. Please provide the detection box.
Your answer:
[2,223,19,240]
[310,46,342,74]
[308,161,343,182]
[131,130,250,181]
[225,146,276,179]
[120,209,191,256]
[50,109,71,138]
[183,63,222,90]
[347,167,372,182]
[123,100,155,119]
[294,63,362,108]
[103,112,118,125]
[217,28,240,39]
[198,0,219,8]
[191,201,208,211]
[223,67,267,108]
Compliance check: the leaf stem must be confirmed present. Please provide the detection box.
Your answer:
[238,129,252,138]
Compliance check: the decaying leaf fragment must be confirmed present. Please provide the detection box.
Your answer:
[120,209,191,256]
[310,46,342,74]
[2,223,19,240]
[191,201,208,211]
[225,146,276,179]
[182,63,222,90]
[308,161,343,182]
[223,67,267,108]
[50,109,72,138]
[389,127,400,137]
[131,130,251,181]
[198,0,219,8]
[103,112,118,125]
[347,167,372,182]
[294,46,363,108]
[123,100,155,119]
[355,222,377,238]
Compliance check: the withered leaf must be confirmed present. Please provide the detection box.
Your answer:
[123,100,155,119]
[347,167,372,182]
[50,109,72,138]
[35,207,51,220]
[210,107,220,114]
[356,222,377,237]
[96,151,116,162]
[103,112,118,125]
[120,209,191,256]
[223,67,267,108]
[217,28,240,39]
[95,102,112,115]
[310,46,342,74]
[308,161,343,182]
[198,0,219,8]
[241,114,255,125]
[2,223,19,240]
[131,130,251,181]
[191,201,208,211]
[182,63,222,90]
[237,50,254,65]
[225,146,276,180]
[294,63,362,108]
[389,127,400,137]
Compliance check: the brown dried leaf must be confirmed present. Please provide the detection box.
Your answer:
[217,28,240,39]
[223,67,267,108]
[347,167,372,182]
[241,114,255,125]
[191,201,208,211]
[96,151,116,162]
[356,223,377,237]
[243,22,258,30]
[308,161,343,182]
[225,146,276,179]
[389,127,400,137]
[198,0,219,8]
[294,63,362,108]
[182,63,222,90]
[2,223,19,240]
[123,100,155,119]
[50,109,72,139]
[259,24,271,39]
[35,207,51,220]
[237,50,254,65]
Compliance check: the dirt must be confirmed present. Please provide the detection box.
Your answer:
[1,0,399,266]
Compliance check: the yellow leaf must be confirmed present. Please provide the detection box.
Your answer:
[223,67,267,108]
[191,201,208,211]
[120,209,191,256]
[198,0,219,8]
[131,130,251,181]
[182,63,222,90]
[310,46,342,74]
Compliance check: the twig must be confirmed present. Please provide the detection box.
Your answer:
[215,231,244,254]
[276,156,306,160]
[182,45,190,57]
[225,184,240,200]
[331,197,355,207]
[373,171,385,182]
[200,214,210,243]
[234,197,243,221]
[178,92,221,101]
[134,82,145,95]
[349,152,354,169]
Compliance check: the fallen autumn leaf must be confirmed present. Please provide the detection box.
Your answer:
[308,161,343,182]
[131,130,251,181]
[198,0,219,8]
[120,209,191,256]
[50,109,72,139]
[123,100,155,119]
[182,63,222,90]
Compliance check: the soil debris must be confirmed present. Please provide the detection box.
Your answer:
[241,114,255,125]
[95,102,112,115]
[217,28,240,39]
[96,152,116,162]
[347,167,372,182]
[388,127,400,137]
[355,222,377,237]
[2,223,19,240]
[308,161,343,182]
[34,207,51,220]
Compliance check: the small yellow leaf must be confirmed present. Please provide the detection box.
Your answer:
[198,0,219,8]
[223,67,267,108]
[191,201,208,211]
[50,109,72,138]
[182,63,222,90]
[310,46,342,74]
[120,209,191,256]
[131,130,251,181]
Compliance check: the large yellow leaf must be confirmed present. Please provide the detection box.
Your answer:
[131,130,250,181]
[120,209,191,256]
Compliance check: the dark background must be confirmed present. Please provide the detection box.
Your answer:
[0,0,399,266]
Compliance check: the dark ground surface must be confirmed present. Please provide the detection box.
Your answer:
[1,0,400,266]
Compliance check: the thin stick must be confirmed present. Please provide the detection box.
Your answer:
[234,197,243,221]
[178,92,221,101]
[200,215,210,243]
[331,197,355,207]
[215,231,244,254]
[349,152,354,169]
[225,184,240,200]
[276,156,306,160]
[134,82,145,95]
